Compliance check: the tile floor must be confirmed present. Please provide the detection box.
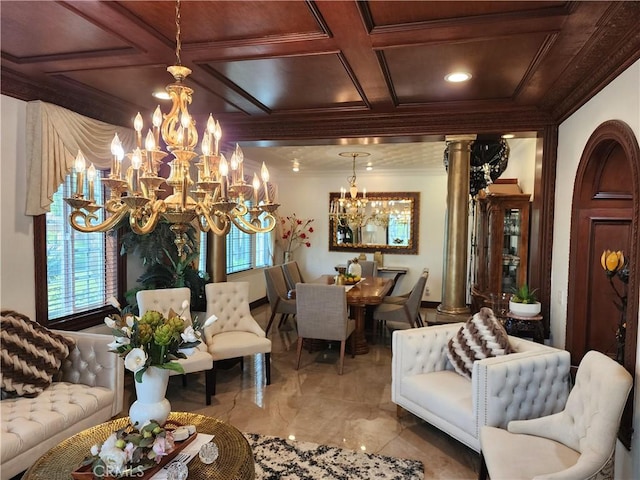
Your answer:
[123,306,479,479]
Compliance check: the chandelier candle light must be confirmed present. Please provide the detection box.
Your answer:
[65,0,278,255]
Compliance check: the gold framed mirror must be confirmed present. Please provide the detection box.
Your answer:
[328,191,419,254]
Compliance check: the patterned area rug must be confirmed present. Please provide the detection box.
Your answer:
[244,433,424,480]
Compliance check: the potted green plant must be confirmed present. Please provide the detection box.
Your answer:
[120,221,209,312]
[509,283,541,317]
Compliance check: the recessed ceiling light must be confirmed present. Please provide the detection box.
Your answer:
[292,159,300,172]
[444,72,472,83]
[153,91,171,100]
[501,134,515,139]
[366,162,373,171]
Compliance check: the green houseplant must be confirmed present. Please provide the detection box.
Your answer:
[120,221,210,313]
[509,284,541,317]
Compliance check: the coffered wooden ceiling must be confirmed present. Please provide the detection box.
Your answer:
[2,1,640,148]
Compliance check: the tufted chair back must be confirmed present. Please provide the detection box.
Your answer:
[525,350,632,454]
[136,287,192,325]
[136,287,214,405]
[203,282,266,340]
[479,350,632,480]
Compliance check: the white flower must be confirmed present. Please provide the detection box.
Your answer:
[124,348,148,372]
[107,296,121,310]
[181,300,189,311]
[107,340,122,351]
[123,442,136,462]
[204,314,218,328]
[180,326,199,343]
[90,444,101,456]
[121,326,131,337]
[101,433,118,450]
[126,315,136,328]
[99,446,127,476]
[104,316,117,329]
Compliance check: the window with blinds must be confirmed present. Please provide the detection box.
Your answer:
[225,203,273,274]
[46,170,118,320]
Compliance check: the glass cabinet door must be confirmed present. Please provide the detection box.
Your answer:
[501,207,522,293]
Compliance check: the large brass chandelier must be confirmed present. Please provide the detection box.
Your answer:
[65,0,278,255]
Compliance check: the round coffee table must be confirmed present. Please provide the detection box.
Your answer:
[23,412,255,480]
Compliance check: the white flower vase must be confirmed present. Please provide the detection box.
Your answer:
[129,366,171,427]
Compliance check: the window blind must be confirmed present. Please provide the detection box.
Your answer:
[46,171,118,320]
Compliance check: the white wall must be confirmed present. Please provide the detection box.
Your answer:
[0,96,35,318]
[554,60,640,479]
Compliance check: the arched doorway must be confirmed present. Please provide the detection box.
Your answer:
[566,120,640,449]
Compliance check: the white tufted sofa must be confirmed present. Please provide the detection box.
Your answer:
[392,323,571,452]
[0,330,124,479]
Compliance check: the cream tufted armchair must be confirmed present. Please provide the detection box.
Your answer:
[137,287,214,404]
[204,282,271,401]
[392,323,571,452]
[479,350,633,480]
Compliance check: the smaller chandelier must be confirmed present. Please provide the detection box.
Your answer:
[329,152,369,228]
[64,0,278,255]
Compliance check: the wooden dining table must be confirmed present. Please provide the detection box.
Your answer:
[310,275,394,354]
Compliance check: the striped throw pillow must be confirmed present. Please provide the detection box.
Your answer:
[446,307,512,379]
[0,310,76,397]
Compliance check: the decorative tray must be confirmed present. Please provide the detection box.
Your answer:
[71,430,197,480]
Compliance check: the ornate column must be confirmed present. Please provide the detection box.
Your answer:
[212,218,227,283]
[437,134,476,322]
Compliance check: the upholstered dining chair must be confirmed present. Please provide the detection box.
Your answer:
[359,260,378,278]
[264,265,297,335]
[479,350,633,480]
[294,283,356,375]
[203,282,271,402]
[373,269,428,336]
[136,287,214,403]
[282,261,304,291]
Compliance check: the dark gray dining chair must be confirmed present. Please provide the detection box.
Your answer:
[282,261,304,291]
[359,260,378,278]
[374,269,428,334]
[264,265,297,335]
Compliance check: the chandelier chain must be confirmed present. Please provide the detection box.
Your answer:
[347,153,357,186]
[175,0,182,65]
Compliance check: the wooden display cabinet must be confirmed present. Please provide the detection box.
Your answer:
[472,190,531,312]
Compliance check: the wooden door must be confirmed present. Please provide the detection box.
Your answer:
[566,120,639,449]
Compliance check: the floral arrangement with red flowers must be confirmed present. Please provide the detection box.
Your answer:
[279,213,314,255]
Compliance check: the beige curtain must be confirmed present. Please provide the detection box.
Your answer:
[25,101,135,215]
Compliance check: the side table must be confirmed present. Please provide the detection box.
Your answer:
[22,412,255,480]
[504,312,545,343]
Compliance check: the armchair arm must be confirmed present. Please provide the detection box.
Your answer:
[55,330,124,417]
[473,347,570,436]
[392,324,462,377]
[532,451,613,480]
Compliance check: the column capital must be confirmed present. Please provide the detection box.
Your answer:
[445,134,477,142]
